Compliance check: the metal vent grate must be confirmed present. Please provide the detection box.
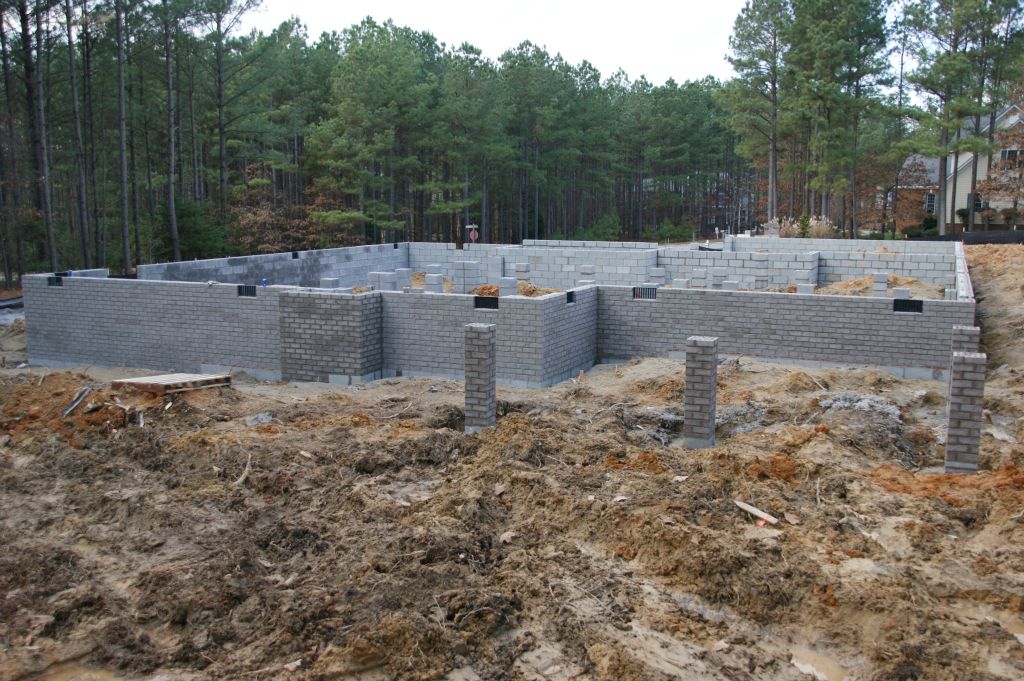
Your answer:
[237,285,257,297]
[291,251,299,259]
[47,276,63,287]
[632,287,657,300]
[474,295,499,309]
[893,299,923,313]
[393,242,400,249]
[566,291,576,304]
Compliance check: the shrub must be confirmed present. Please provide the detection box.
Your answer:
[807,216,838,239]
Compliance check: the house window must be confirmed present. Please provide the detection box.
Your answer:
[1000,149,1022,167]
[968,193,986,211]
[923,193,936,214]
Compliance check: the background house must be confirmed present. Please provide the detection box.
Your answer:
[945,103,1024,230]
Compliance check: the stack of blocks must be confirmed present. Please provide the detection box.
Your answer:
[395,268,413,289]
[945,351,986,473]
[499,277,518,297]
[681,336,718,449]
[368,272,397,291]
[464,323,497,433]
[872,272,889,297]
[453,261,483,293]
[951,325,981,353]
[424,274,444,293]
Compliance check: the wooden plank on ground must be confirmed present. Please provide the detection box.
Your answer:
[111,372,232,395]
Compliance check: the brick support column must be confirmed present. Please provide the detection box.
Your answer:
[681,336,718,449]
[945,351,986,473]
[464,323,497,433]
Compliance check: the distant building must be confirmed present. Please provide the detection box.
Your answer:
[945,103,1023,229]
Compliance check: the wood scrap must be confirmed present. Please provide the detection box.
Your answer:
[734,499,779,525]
[61,387,92,418]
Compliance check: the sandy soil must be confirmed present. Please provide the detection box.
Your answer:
[816,274,945,300]
[1,247,1023,680]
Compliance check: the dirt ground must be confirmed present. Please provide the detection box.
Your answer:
[816,274,944,300]
[2,247,1024,680]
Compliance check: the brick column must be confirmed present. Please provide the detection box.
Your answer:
[945,351,986,473]
[681,336,718,449]
[951,325,981,354]
[464,324,497,433]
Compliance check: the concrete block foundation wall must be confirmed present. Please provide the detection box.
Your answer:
[379,288,597,387]
[135,238,962,294]
[24,275,283,379]
[597,286,975,376]
[659,248,819,289]
[540,287,599,383]
[139,243,410,288]
[725,236,958,288]
[499,246,657,289]
[24,237,977,387]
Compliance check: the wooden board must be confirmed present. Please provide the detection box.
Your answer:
[111,372,231,395]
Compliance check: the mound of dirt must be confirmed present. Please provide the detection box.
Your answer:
[468,284,499,296]
[517,281,560,297]
[818,273,944,299]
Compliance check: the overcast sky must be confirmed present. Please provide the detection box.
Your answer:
[239,0,748,85]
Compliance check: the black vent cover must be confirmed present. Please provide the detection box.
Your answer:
[633,287,657,300]
[237,285,257,297]
[474,296,499,309]
[893,299,923,313]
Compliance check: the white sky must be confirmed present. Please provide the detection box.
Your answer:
[239,0,748,85]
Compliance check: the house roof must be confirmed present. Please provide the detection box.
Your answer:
[947,103,1023,179]
[903,154,940,187]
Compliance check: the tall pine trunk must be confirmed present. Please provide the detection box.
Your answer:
[162,0,180,261]
[0,21,23,284]
[115,0,131,271]
[64,0,90,268]
[20,1,57,271]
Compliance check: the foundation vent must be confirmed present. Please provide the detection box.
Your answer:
[474,296,499,310]
[47,276,63,287]
[394,242,400,249]
[237,285,257,297]
[893,299,923,313]
[566,291,576,304]
[291,251,299,259]
[632,287,657,300]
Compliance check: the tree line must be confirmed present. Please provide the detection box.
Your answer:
[0,0,1021,286]
[724,0,1022,237]
[0,0,750,284]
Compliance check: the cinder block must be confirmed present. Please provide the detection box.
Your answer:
[893,288,910,300]
[425,273,444,293]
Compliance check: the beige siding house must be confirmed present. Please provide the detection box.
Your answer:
[944,103,1023,229]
